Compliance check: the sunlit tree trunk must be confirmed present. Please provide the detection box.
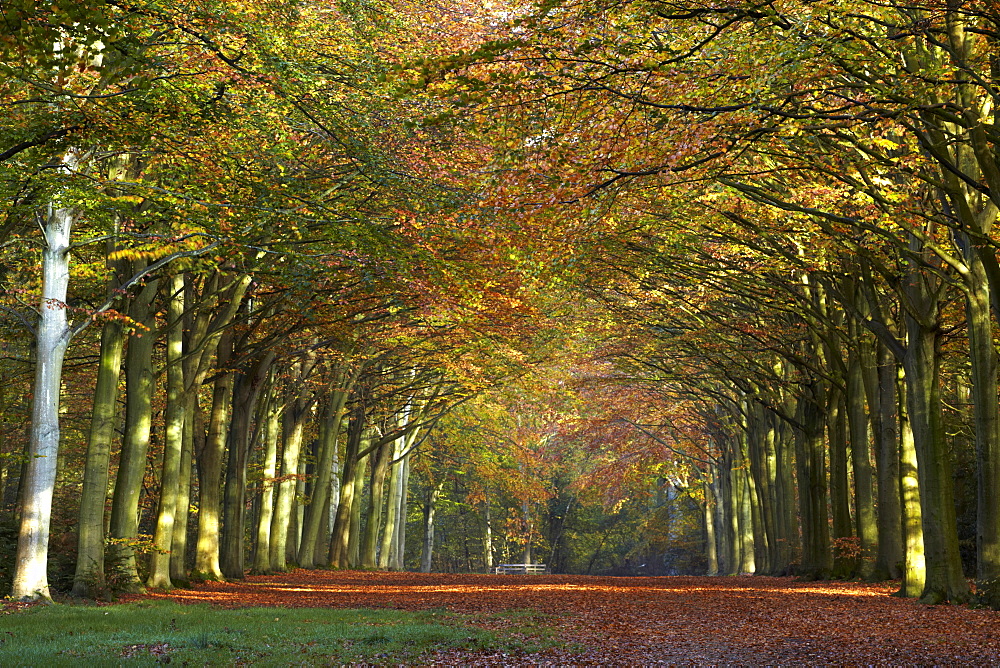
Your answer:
[329,404,364,568]
[866,336,904,581]
[897,373,926,597]
[958,233,1000,583]
[347,447,368,568]
[828,387,854,578]
[703,476,718,576]
[378,438,403,570]
[72,314,124,597]
[148,274,185,589]
[107,275,159,593]
[12,198,76,601]
[421,480,443,573]
[191,331,233,580]
[361,439,392,568]
[902,264,969,603]
[392,453,410,571]
[270,367,312,572]
[251,379,280,574]
[299,378,348,568]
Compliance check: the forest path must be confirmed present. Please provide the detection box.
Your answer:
[128,570,1000,664]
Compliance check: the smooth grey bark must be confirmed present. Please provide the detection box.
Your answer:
[703,476,719,575]
[956,231,1000,582]
[13,200,76,600]
[270,367,313,572]
[420,481,443,573]
[189,273,252,580]
[865,334,904,581]
[392,453,410,571]
[347,446,368,568]
[828,388,854,578]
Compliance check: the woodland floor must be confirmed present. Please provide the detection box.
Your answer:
[111,570,1000,665]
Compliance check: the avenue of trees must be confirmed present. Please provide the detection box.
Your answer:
[3,0,1000,608]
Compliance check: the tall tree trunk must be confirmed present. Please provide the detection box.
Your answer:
[867,337,904,581]
[106,276,159,593]
[72,316,125,597]
[391,452,410,571]
[220,351,274,579]
[903,290,969,603]
[148,275,185,589]
[299,384,345,568]
[959,233,1000,583]
[703,475,719,575]
[329,405,364,569]
[188,273,251,581]
[795,384,832,580]
[191,331,234,580]
[361,439,392,568]
[421,481,443,573]
[897,371,926,597]
[170,396,194,585]
[270,373,312,572]
[347,446,368,568]
[12,199,76,600]
[846,329,878,580]
[828,387,854,578]
[251,379,281,573]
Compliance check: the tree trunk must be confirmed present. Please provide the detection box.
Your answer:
[220,351,274,579]
[421,481,443,573]
[361,439,392,568]
[795,384,831,579]
[72,316,124,597]
[191,331,234,581]
[329,405,364,569]
[846,328,878,580]
[251,380,281,574]
[959,234,1000,582]
[897,372,926,597]
[703,476,719,575]
[270,380,311,572]
[392,452,410,571]
[347,446,368,568]
[148,274,185,589]
[867,338,904,581]
[828,387,854,578]
[13,199,76,601]
[106,276,159,593]
[903,292,969,603]
[299,379,349,568]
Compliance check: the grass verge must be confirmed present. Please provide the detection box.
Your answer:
[0,600,565,666]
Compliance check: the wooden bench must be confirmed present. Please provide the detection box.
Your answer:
[492,563,548,574]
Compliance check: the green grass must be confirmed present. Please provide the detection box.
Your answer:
[0,600,565,666]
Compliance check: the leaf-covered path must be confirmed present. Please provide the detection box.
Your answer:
[124,571,1000,664]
